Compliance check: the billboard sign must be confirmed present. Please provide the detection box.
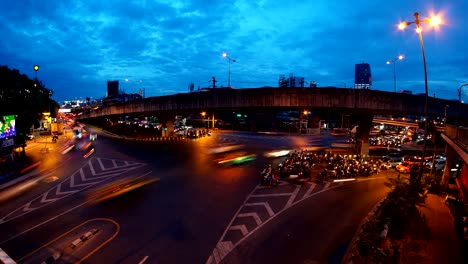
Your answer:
[0,115,16,139]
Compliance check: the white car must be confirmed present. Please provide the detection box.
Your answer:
[426,159,446,171]
[381,152,404,167]
[90,132,97,141]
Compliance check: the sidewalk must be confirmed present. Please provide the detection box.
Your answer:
[0,137,64,190]
[401,194,463,264]
[343,193,465,263]
[0,150,42,191]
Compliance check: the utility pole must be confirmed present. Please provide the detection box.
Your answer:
[211,76,217,88]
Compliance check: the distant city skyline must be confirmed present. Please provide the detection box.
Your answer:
[1,1,467,102]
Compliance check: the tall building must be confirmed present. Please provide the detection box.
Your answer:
[107,80,119,98]
[354,63,372,89]
[279,73,305,88]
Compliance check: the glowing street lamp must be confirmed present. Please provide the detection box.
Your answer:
[33,65,40,88]
[398,11,443,182]
[298,110,309,135]
[33,64,39,79]
[201,111,208,128]
[386,55,404,93]
[222,52,236,88]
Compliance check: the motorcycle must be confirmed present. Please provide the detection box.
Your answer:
[260,167,278,186]
[260,169,270,186]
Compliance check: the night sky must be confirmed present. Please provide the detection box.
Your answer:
[1,0,466,102]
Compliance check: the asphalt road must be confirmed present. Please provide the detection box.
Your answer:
[0,129,391,264]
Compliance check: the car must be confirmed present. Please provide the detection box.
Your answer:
[213,151,257,165]
[381,152,404,167]
[81,141,95,158]
[396,162,413,174]
[264,149,290,158]
[426,159,446,171]
[86,176,159,204]
[89,132,97,141]
[207,144,243,154]
[380,160,393,170]
[60,141,76,154]
[382,152,404,162]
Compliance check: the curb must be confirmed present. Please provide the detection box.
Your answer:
[341,196,387,264]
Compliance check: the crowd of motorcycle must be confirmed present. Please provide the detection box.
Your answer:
[261,150,389,186]
[186,129,212,139]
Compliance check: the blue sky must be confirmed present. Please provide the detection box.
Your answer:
[1,0,467,102]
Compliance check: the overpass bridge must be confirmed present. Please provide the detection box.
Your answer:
[372,117,446,132]
[78,87,466,119]
[75,87,468,210]
[77,87,468,154]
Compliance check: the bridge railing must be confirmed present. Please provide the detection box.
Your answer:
[444,125,468,151]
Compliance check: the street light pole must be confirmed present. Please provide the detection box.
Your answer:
[201,111,207,128]
[444,105,449,127]
[392,62,396,93]
[386,55,404,93]
[222,52,236,88]
[457,83,468,141]
[398,11,442,183]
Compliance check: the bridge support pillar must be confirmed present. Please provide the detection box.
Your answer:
[441,145,458,189]
[157,112,175,137]
[355,114,373,156]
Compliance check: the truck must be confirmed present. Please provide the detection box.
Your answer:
[51,123,64,135]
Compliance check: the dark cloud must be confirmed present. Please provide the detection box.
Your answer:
[0,0,466,100]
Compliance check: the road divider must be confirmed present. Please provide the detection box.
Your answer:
[70,228,100,249]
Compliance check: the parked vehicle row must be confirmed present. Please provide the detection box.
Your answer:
[381,152,446,174]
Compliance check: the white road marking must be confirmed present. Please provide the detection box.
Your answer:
[0,170,154,243]
[244,202,274,217]
[138,256,149,264]
[206,177,385,264]
[40,190,58,203]
[207,241,233,264]
[285,185,301,208]
[0,200,90,244]
[250,193,293,197]
[0,159,146,224]
[229,225,248,236]
[237,212,262,225]
[304,182,317,197]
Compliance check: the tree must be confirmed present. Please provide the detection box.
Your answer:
[0,65,58,153]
